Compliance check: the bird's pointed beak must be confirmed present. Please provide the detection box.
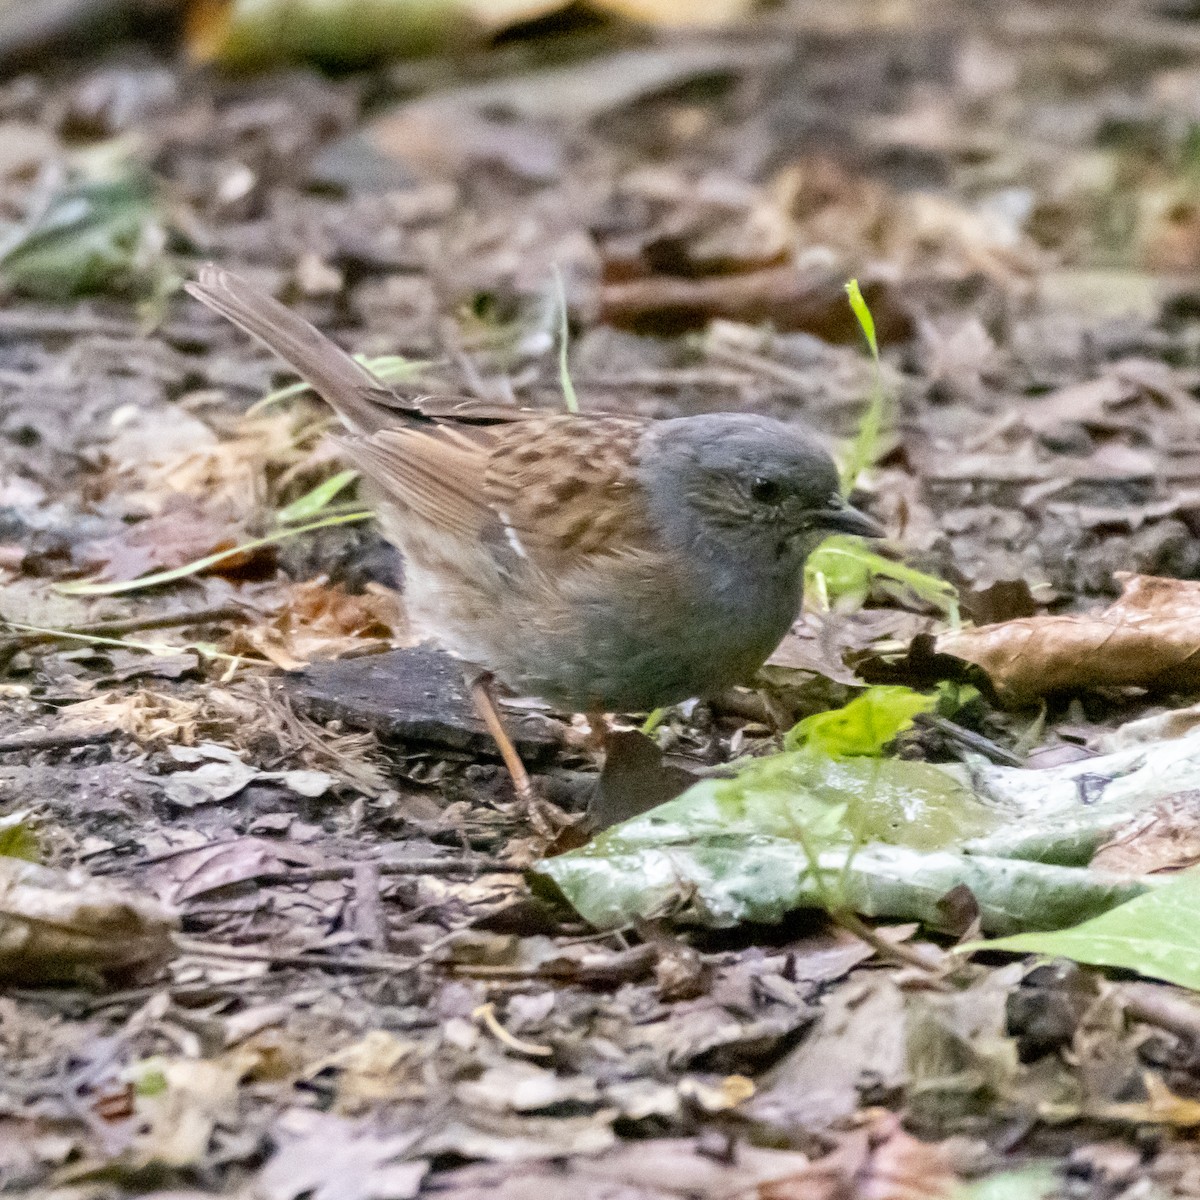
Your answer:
[816,498,885,539]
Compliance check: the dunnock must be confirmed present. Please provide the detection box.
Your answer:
[187,266,882,796]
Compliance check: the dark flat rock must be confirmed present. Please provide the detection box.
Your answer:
[286,646,564,762]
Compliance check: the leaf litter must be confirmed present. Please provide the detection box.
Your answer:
[16,6,1200,1198]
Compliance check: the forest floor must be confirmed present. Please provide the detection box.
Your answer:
[7,1,1200,1195]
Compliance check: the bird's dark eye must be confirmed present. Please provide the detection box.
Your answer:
[750,477,784,504]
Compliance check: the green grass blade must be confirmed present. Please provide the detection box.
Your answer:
[840,279,887,495]
[845,278,878,359]
[54,510,373,596]
[276,469,360,524]
[553,266,580,414]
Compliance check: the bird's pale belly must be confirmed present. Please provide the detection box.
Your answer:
[404,547,804,713]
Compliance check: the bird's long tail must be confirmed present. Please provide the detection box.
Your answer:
[185,264,403,434]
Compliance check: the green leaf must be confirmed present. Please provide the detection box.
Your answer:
[276,469,360,524]
[535,688,1167,935]
[54,511,372,596]
[961,868,1200,990]
[0,171,165,299]
[806,535,959,623]
[953,1165,1061,1200]
[134,1067,169,1097]
[0,813,38,862]
[787,685,936,756]
[536,836,1149,935]
[845,278,878,359]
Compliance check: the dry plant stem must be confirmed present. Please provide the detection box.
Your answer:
[830,910,944,974]
[249,858,511,885]
[911,713,1024,767]
[0,603,248,657]
[469,672,534,801]
[173,934,422,974]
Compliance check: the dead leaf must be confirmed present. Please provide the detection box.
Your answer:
[259,1108,429,1200]
[73,496,260,584]
[229,578,406,670]
[747,978,907,1134]
[756,1111,957,1200]
[137,836,330,903]
[600,266,912,342]
[162,742,335,808]
[1069,1073,1200,1128]
[306,1030,425,1110]
[0,858,176,985]
[1091,792,1200,876]
[938,573,1200,705]
[126,1050,261,1169]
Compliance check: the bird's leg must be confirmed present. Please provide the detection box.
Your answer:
[468,672,533,802]
[585,710,609,753]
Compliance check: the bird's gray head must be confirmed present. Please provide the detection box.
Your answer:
[639,413,882,570]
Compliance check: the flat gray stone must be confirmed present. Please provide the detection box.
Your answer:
[286,646,563,762]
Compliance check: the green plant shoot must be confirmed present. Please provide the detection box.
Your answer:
[276,469,360,525]
[839,278,886,495]
[553,265,580,414]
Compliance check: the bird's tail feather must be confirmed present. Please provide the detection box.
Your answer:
[185,264,404,434]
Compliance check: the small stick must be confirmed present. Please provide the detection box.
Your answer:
[830,910,947,974]
[247,858,512,885]
[585,710,609,753]
[911,713,1024,767]
[172,935,422,975]
[1123,981,1200,1043]
[0,729,116,754]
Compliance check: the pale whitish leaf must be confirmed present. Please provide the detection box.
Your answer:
[259,1110,427,1200]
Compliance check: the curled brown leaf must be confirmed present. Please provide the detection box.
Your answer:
[938,573,1200,705]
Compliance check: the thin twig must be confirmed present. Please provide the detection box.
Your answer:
[911,713,1024,767]
[172,934,423,974]
[830,910,946,974]
[0,728,116,754]
[0,604,249,657]
[1122,982,1200,1043]
[241,857,513,886]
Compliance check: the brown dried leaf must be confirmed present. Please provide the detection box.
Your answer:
[938,573,1200,705]
[0,859,176,985]
[1091,792,1200,876]
[230,579,407,670]
[138,835,330,904]
[73,497,259,584]
[757,1112,956,1200]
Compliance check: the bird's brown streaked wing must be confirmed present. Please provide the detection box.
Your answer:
[336,427,497,542]
[482,416,662,568]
